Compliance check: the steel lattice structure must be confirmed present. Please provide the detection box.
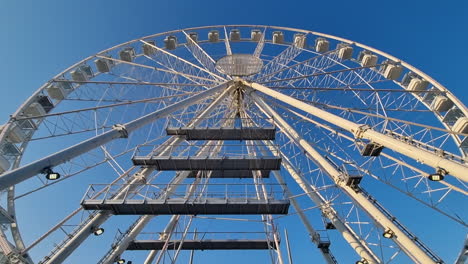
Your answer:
[0,25,466,264]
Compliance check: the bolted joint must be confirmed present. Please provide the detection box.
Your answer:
[133,172,147,184]
[353,124,371,139]
[112,124,128,138]
[311,233,320,244]
[335,172,349,185]
[320,204,334,219]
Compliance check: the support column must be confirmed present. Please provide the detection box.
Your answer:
[254,141,339,264]
[250,91,437,264]
[261,143,379,263]
[101,215,154,264]
[245,81,468,183]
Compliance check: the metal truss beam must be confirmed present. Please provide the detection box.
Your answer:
[0,81,232,190]
[257,144,338,264]
[41,167,152,264]
[98,89,236,263]
[39,84,235,263]
[260,141,378,263]
[245,81,468,183]
[275,172,336,263]
[250,91,438,264]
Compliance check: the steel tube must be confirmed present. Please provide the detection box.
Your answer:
[253,140,339,264]
[0,82,231,190]
[43,84,234,263]
[246,81,468,183]
[250,91,437,264]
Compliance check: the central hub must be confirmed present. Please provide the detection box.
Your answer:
[216,54,263,76]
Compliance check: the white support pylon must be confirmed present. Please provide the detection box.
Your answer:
[249,90,438,264]
[259,141,379,263]
[245,80,468,183]
[242,115,339,264]
[102,215,154,264]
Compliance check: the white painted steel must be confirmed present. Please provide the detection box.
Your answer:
[1,25,464,263]
[246,81,468,183]
[42,85,234,263]
[253,98,381,263]
[249,90,437,264]
[0,82,231,190]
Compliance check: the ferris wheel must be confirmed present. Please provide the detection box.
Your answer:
[0,25,466,263]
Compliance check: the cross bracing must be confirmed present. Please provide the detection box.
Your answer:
[0,25,465,264]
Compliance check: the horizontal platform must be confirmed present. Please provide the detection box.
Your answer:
[132,156,282,170]
[187,170,270,178]
[166,127,276,140]
[82,198,290,215]
[128,239,277,250]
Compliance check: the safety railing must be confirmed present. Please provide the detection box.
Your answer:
[82,183,288,203]
[135,231,278,241]
[166,117,274,129]
[132,142,280,158]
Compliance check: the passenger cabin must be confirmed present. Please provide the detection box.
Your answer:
[401,72,429,92]
[36,96,54,113]
[442,107,464,125]
[95,56,114,73]
[142,40,157,56]
[71,65,93,82]
[453,117,468,134]
[380,61,403,80]
[208,30,220,42]
[46,82,73,100]
[272,31,284,44]
[23,95,53,118]
[119,47,136,62]
[187,32,198,44]
[314,38,329,53]
[293,33,306,48]
[23,103,45,117]
[336,43,353,60]
[357,50,378,67]
[164,36,177,50]
[431,95,453,112]
[6,124,27,143]
[422,87,438,104]
[251,29,262,41]
[230,29,241,41]
[2,142,20,156]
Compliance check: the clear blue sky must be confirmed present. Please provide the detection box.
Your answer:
[0,0,467,263]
